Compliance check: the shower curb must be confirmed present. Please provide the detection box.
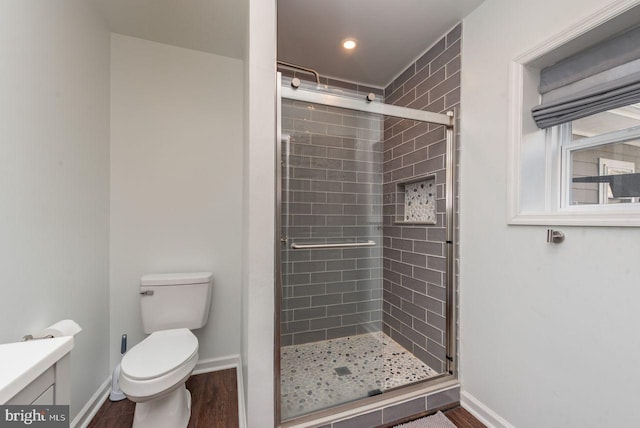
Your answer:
[280,380,460,428]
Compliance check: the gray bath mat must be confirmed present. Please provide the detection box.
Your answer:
[393,411,456,428]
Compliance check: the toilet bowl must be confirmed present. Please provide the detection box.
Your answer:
[119,329,199,428]
[118,272,213,428]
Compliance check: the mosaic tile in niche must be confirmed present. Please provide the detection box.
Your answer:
[404,179,436,223]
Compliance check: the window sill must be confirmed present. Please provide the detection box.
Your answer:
[509,209,640,227]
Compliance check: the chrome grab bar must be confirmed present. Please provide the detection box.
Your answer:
[290,241,376,250]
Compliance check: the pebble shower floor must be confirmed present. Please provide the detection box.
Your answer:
[280,332,439,420]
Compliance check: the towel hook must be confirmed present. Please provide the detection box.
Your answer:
[547,229,565,244]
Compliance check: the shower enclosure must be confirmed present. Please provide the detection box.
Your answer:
[276,74,457,423]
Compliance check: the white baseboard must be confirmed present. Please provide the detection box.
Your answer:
[460,391,515,428]
[71,377,111,428]
[192,354,241,375]
[235,358,247,428]
[75,354,246,428]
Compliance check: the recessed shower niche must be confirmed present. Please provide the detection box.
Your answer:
[395,177,437,225]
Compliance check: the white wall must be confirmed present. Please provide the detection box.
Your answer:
[110,34,243,367]
[460,1,640,427]
[242,0,276,425]
[0,1,111,419]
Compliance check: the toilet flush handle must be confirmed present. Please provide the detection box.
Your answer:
[140,290,154,296]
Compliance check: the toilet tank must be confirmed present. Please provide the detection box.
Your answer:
[139,272,213,333]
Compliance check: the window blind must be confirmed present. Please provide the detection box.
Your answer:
[532,25,640,129]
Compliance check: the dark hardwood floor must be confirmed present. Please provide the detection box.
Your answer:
[88,368,238,428]
[88,368,483,428]
[443,407,486,428]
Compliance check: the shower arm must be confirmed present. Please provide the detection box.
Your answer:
[276,61,321,85]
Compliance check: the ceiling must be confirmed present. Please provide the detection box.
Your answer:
[92,0,247,60]
[91,0,484,87]
[278,0,485,88]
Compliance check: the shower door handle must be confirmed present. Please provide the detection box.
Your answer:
[290,241,376,250]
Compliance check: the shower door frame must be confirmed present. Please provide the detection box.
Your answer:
[274,73,458,426]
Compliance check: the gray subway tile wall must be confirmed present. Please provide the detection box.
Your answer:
[382,23,462,373]
[279,68,385,98]
[323,387,460,428]
[381,397,426,424]
[280,98,385,345]
[332,410,382,428]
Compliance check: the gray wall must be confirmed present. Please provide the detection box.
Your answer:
[461,1,640,425]
[0,2,111,419]
[280,98,385,346]
[109,34,244,367]
[382,24,461,373]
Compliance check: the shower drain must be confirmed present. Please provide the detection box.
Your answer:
[334,366,352,376]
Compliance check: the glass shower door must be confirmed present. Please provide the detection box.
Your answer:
[277,80,456,423]
[279,99,386,420]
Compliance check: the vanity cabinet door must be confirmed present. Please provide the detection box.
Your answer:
[32,385,54,405]
[6,366,54,405]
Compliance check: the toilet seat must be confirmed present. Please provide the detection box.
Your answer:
[122,328,198,380]
[119,328,199,401]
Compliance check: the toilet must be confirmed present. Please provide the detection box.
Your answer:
[119,272,213,428]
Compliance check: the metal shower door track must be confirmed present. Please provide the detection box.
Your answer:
[281,85,452,126]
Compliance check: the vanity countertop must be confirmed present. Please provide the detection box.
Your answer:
[0,336,74,403]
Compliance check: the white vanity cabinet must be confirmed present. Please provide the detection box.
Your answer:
[0,336,73,405]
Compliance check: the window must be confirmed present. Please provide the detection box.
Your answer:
[508,1,640,226]
[562,104,640,208]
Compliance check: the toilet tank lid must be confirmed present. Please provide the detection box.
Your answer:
[140,272,213,286]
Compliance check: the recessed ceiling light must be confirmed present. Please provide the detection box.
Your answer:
[343,39,357,50]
